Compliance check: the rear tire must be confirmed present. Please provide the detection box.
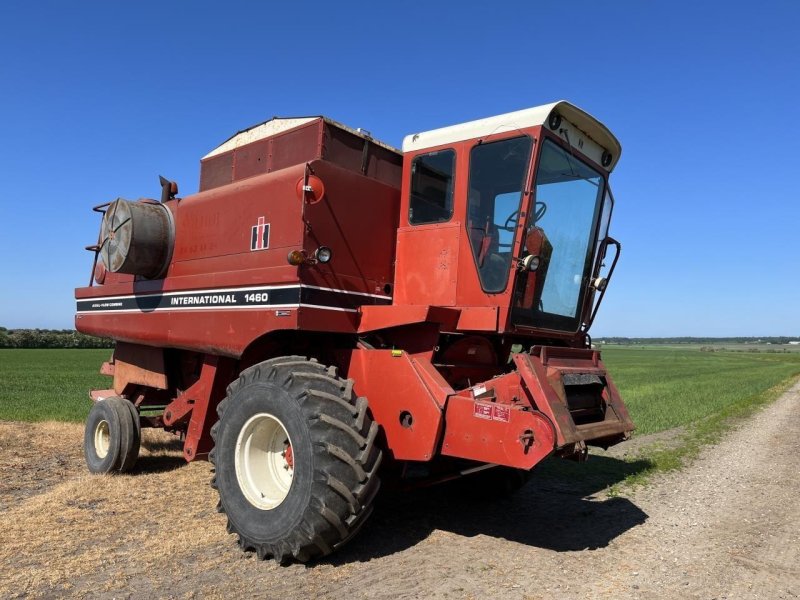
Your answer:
[117,398,141,472]
[84,399,122,474]
[83,397,140,474]
[210,356,382,564]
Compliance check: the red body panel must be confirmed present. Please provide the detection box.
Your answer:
[347,350,445,461]
[76,158,398,356]
[441,396,555,469]
[344,345,631,470]
[394,223,460,306]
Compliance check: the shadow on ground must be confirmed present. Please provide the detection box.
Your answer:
[140,435,184,453]
[324,454,651,565]
[133,435,187,474]
[131,454,187,475]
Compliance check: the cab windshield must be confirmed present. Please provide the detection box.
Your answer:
[512,139,606,331]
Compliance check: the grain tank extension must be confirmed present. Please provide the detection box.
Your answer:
[76,103,634,563]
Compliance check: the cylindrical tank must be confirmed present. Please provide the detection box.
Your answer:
[100,198,174,279]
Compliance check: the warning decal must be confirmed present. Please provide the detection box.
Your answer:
[492,405,511,423]
[473,403,493,420]
[473,402,512,422]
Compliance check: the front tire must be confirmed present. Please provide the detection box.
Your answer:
[210,356,382,564]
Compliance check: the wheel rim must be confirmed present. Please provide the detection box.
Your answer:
[94,419,111,459]
[235,413,294,510]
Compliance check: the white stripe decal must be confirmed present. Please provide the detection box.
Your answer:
[300,284,391,300]
[77,284,391,303]
[75,283,389,315]
[76,303,359,315]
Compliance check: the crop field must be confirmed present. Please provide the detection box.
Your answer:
[1,346,799,434]
[599,346,800,435]
[0,349,111,422]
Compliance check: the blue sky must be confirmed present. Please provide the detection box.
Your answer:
[0,1,797,336]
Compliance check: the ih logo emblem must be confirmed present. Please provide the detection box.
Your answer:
[251,216,270,251]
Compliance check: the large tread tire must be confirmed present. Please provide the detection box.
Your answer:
[210,356,382,564]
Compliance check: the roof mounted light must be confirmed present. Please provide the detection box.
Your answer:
[601,151,613,168]
[548,113,562,130]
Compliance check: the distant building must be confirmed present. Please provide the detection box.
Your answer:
[789,341,800,345]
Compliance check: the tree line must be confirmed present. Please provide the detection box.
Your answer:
[0,327,114,349]
[596,336,799,345]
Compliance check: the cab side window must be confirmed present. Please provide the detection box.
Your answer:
[409,149,456,224]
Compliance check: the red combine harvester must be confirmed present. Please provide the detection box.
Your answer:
[76,101,633,563]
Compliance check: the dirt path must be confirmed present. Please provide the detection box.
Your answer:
[1,382,798,599]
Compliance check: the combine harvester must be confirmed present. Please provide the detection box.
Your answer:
[76,101,634,563]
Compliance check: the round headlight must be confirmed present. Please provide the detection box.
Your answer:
[315,246,332,264]
[548,113,562,131]
[521,254,540,272]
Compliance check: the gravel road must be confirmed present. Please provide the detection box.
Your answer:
[1,381,798,599]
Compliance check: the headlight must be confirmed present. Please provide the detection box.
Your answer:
[315,246,332,264]
[520,254,540,272]
[592,276,608,291]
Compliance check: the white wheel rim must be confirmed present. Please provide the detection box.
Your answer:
[94,419,111,459]
[235,413,294,510]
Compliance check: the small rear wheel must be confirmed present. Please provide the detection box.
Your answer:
[84,396,140,474]
[211,356,382,564]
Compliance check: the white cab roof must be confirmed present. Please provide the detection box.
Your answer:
[402,101,621,171]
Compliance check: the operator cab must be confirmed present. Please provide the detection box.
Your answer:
[511,138,613,332]
[397,101,621,341]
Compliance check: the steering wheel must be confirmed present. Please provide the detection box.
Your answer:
[500,210,519,232]
[500,202,547,232]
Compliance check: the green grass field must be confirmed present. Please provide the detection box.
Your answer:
[2,346,798,433]
[600,346,800,435]
[0,349,112,422]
